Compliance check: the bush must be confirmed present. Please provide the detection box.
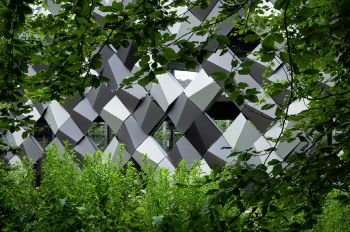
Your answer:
[310,190,350,232]
[0,145,216,231]
[1,146,349,231]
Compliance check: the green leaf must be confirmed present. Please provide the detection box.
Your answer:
[22,5,33,15]
[66,218,75,225]
[268,159,280,165]
[98,5,113,12]
[91,59,102,69]
[243,33,259,43]
[212,72,226,81]
[162,47,179,60]
[77,17,91,26]
[261,53,275,62]
[231,59,239,67]
[274,0,289,10]
[237,82,248,89]
[216,35,230,45]
[304,69,319,75]
[238,68,250,75]
[0,8,12,18]
[102,14,118,23]
[262,36,275,50]
[261,103,275,110]
[185,60,197,69]
[67,64,81,72]
[235,94,245,105]
[241,60,254,67]
[139,56,150,69]
[22,131,29,139]
[112,1,124,11]
[272,163,282,176]
[121,40,130,48]
[273,34,284,43]
[280,52,290,64]
[275,107,283,117]
[300,7,314,18]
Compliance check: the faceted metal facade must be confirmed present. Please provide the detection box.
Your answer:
[2,0,307,172]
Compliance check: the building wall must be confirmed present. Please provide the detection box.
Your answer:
[3,0,307,172]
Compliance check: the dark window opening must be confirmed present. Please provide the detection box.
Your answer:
[152,117,182,152]
[33,117,53,149]
[229,30,260,58]
[87,118,115,151]
[206,97,240,132]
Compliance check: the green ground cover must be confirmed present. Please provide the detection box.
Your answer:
[1,146,349,231]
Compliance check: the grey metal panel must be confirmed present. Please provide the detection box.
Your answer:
[33,102,48,115]
[184,113,222,154]
[168,136,202,168]
[5,129,25,147]
[4,152,14,162]
[22,136,44,163]
[103,136,131,164]
[74,136,97,156]
[134,95,165,134]
[86,83,115,114]
[44,101,70,134]
[48,137,65,152]
[150,72,183,112]
[47,0,60,15]
[202,50,235,76]
[102,64,118,91]
[156,157,175,171]
[132,136,167,167]
[71,98,98,133]
[190,0,219,21]
[100,96,131,133]
[241,105,274,133]
[202,62,229,89]
[106,54,131,86]
[117,116,147,154]
[63,94,83,115]
[116,85,146,113]
[167,144,182,167]
[9,155,22,165]
[184,69,221,111]
[70,112,93,135]
[56,118,84,146]
[245,59,268,86]
[100,45,115,63]
[168,93,202,133]
[73,97,98,121]
[204,136,233,167]
[224,113,261,151]
[117,42,139,70]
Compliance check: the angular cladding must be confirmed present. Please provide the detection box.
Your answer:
[4,0,300,169]
[100,96,131,133]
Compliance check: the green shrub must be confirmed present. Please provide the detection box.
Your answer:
[0,159,38,231]
[2,146,349,231]
[310,190,350,232]
[0,145,216,231]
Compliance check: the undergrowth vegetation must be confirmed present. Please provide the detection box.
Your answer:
[1,145,349,231]
[1,145,216,231]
